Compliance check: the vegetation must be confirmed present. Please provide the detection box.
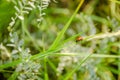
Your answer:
[0,0,120,80]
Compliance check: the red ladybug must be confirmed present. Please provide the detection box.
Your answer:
[76,36,83,42]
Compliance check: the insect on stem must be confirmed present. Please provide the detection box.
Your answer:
[76,36,83,42]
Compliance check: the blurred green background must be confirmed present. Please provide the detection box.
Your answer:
[0,0,120,80]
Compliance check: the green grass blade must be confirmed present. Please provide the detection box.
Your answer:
[48,0,84,50]
[44,57,49,80]
[47,58,58,73]
[63,54,92,80]
[0,60,21,70]
[54,53,120,58]
[30,48,60,60]
[8,71,19,80]
[0,49,60,70]
[61,32,83,44]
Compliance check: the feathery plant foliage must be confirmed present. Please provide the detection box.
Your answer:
[1,0,50,80]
